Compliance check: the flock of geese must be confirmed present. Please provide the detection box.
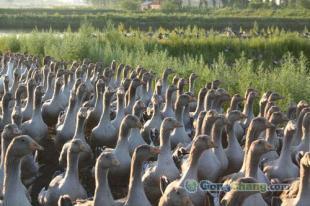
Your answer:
[0,53,308,206]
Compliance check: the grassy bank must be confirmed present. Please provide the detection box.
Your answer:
[0,24,309,110]
[0,8,309,31]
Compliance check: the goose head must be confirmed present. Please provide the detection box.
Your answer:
[8,135,43,158]
[130,78,144,88]
[133,144,160,161]
[2,124,21,142]
[164,68,174,76]
[68,139,91,154]
[226,110,247,125]
[268,92,284,102]
[121,78,131,90]
[175,94,191,108]
[161,117,183,133]
[132,100,146,118]
[78,107,88,120]
[231,94,244,105]
[249,139,275,156]
[97,148,120,170]
[160,186,193,206]
[296,100,309,115]
[268,111,289,126]
[122,114,143,130]
[177,78,187,89]
[211,79,221,89]
[265,105,280,120]
[249,117,274,134]
[192,134,217,152]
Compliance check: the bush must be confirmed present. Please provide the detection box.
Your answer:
[299,0,310,9]
[120,0,141,10]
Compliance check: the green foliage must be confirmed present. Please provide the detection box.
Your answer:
[120,0,141,10]
[299,0,310,9]
[0,24,309,109]
[0,8,309,31]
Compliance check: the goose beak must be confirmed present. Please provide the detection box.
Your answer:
[30,142,44,151]
[174,121,183,128]
[265,122,275,129]
[265,142,275,151]
[112,159,120,166]
[137,122,143,129]
[150,147,160,155]
[240,113,247,119]
[208,141,217,148]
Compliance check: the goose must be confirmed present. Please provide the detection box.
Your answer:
[197,109,222,181]
[258,91,272,117]
[240,140,274,206]
[42,77,66,127]
[111,87,126,135]
[90,87,117,148]
[57,81,87,134]
[42,72,55,102]
[293,112,310,158]
[114,64,124,89]
[92,149,120,206]
[38,139,90,206]
[192,87,208,119]
[162,85,178,118]
[224,110,247,175]
[170,94,192,149]
[0,124,21,196]
[211,114,229,176]
[264,122,299,182]
[158,186,193,206]
[128,100,147,154]
[242,90,259,128]
[221,177,261,206]
[124,78,143,114]
[114,145,160,206]
[2,135,43,206]
[212,88,230,113]
[160,135,216,206]
[161,68,174,100]
[204,89,216,111]
[188,73,198,112]
[0,92,14,131]
[21,85,48,144]
[261,111,288,163]
[141,95,163,144]
[109,115,143,188]
[59,107,93,169]
[281,152,310,206]
[142,118,182,204]
[60,149,120,206]
[292,107,310,146]
[223,117,274,184]
[138,72,153,106]
[263,92,284,117]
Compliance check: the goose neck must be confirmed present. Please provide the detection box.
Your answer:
[279,132,294,161]
[296,165,310,200]
[64,150,80,181]
[74,117,86,140]
[243,97,254,116]
[127,156,144,202]
[175,104,184,122]
[244,150,260,178]
[265,126,276,144]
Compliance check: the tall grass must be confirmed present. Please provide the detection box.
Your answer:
[0,8,309,31]
[0,23,309,111]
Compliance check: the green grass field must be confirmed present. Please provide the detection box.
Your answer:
[1,23,309,111]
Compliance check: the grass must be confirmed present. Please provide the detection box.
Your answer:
[0,23,309,112]
[0,8,309,31]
